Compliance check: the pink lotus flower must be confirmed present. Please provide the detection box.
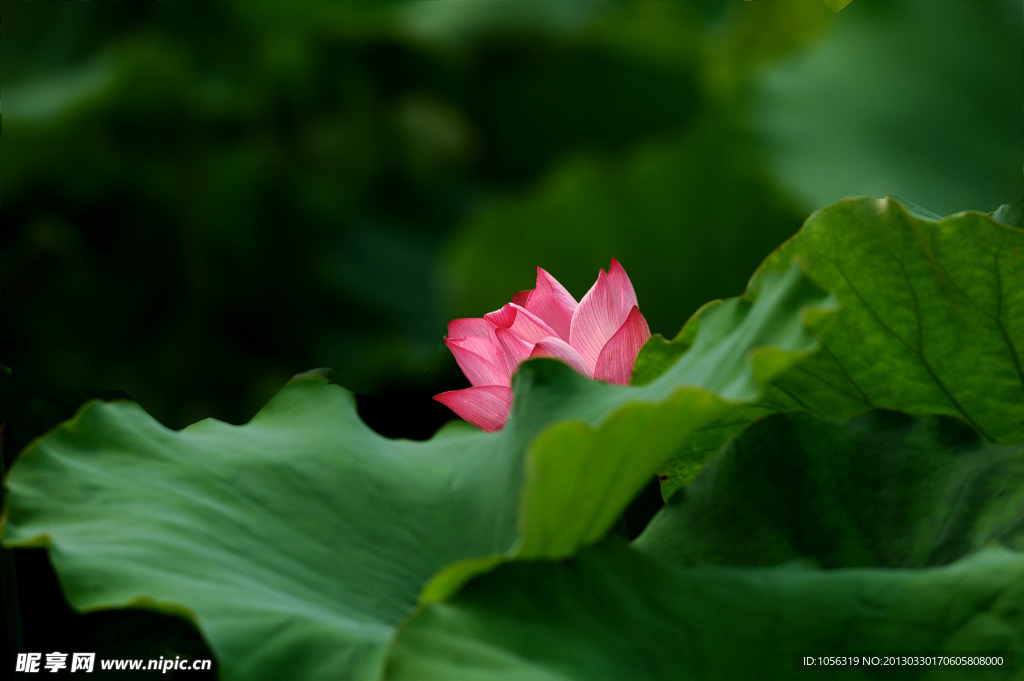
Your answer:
[435,259,650,431]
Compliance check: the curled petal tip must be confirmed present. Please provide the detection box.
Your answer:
[490,303,557,343]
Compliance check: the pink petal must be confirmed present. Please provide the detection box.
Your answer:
[484,303,558,343]
[445,337,510,387]
[525,267,577,342]
[507,305,559,342]
[593,306,651,385]
[483,304,516,329]
[607,258,638,321]
[569,268,622,369]
[511,289,534,307]
[459,335,506,361]
[448,318,490,340]
[530,337,593,378]
[434,386,513,432]
[496,327,535,374]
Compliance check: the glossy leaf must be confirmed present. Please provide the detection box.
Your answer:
[386,539,1024,681]
[3,264,832,680]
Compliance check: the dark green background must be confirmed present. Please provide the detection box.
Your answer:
[3,0,1018,432]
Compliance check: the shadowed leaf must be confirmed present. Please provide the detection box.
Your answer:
[636,411,1024,569]
[387,539,1024,681]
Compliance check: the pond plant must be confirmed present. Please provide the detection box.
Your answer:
[4,195,1023,680]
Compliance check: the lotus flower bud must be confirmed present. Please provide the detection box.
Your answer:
[435,259,650,431]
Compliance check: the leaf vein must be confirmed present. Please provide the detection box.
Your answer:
[833,258,992,440]
[994,251,1024,394]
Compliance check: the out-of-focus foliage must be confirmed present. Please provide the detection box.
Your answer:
[3,1,1016,429]
[443,0,1020,343]
[443,0,818,340]
[4,263,830,681]
[754,0,1021,216]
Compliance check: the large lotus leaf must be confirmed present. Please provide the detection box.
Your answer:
[651,197,1024,497]
[636,411,1024,571]
[820,0,854,11]
[762,198,1024,438]
[3,378,521,680]
[386,539,1024,681]
[2,262,832,680]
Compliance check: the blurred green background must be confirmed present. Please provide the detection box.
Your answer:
[2,0,1020,434]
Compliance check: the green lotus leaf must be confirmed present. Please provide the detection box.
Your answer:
[636,411,1024,570]
[5,377,519,680]
[386,539,1024,681]
[649,196,1024,497]
[2,262,832,680]
[390,390,1024,679]
[764,198,1024,437]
